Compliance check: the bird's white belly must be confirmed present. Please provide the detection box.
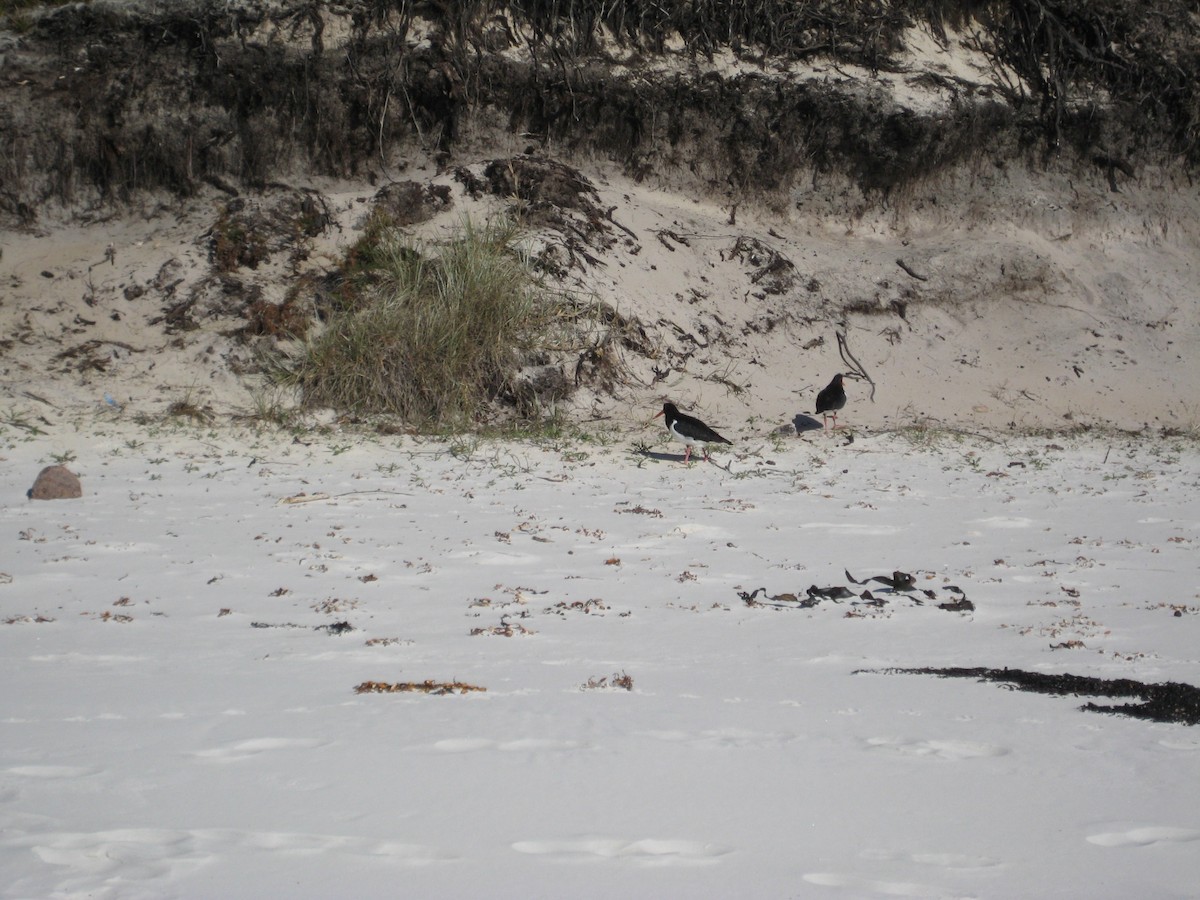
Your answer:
[669,425,704,446]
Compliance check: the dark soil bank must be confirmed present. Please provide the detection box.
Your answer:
[3,0,1198,224]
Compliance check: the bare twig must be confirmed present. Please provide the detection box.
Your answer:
[605,206,639,242]
[895,258,927,281]
[21,391,58,408]
[836,331,876,402]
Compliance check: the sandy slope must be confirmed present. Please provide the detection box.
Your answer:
[2,152,1199,442]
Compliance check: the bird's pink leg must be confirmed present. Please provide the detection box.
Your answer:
[683,446,692,463]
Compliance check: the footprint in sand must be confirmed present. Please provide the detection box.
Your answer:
[3,827,454,884]
[429,737,584,753]
[4,765,101,779]
[1158,737,1200,752]
[190,737,327,762]
[969,516,1036,529]
[636,728,796,749]
[797,522,902,536]
[1086,826,1200,848]
[802,872,941,896]
[198,829,457,863]
[669,523,733,539]
[7,828,205,881]
[863,737,1010,761]
[512,837,732,866]
[860,848,1001,869]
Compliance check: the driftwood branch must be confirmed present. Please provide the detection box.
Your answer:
[895,258,927,281]
[837,331,876,402]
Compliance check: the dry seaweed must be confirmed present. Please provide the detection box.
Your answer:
[864,666,1200,726]
[354,680,486,695]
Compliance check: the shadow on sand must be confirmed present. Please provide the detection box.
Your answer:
[637,449,728,467]
[793,414,825,434]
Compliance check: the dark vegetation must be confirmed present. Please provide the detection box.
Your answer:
[2,0,1199,224]
[869,666,1200,725]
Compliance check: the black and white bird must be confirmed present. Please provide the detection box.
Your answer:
[815,374,847,430]
[655,402,732,463]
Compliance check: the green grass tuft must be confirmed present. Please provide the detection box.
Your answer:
[278,216,551,430]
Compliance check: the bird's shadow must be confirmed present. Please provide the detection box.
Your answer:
[793,414,825,434]
[637,448,728,467]
[639,449,682,462]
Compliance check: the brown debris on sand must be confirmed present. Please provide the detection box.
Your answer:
[354,680,486,695]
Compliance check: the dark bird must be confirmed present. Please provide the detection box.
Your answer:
[655,402,732,463]
[815,374,847,430]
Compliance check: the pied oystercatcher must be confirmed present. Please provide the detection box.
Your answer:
[655,402,732,463]
[815,374,847,430]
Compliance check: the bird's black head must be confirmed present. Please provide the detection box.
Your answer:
[657,402,679,420]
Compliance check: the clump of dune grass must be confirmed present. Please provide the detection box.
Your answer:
[280,216,552,430]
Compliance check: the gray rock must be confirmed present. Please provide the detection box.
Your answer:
[28,465,82,500]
